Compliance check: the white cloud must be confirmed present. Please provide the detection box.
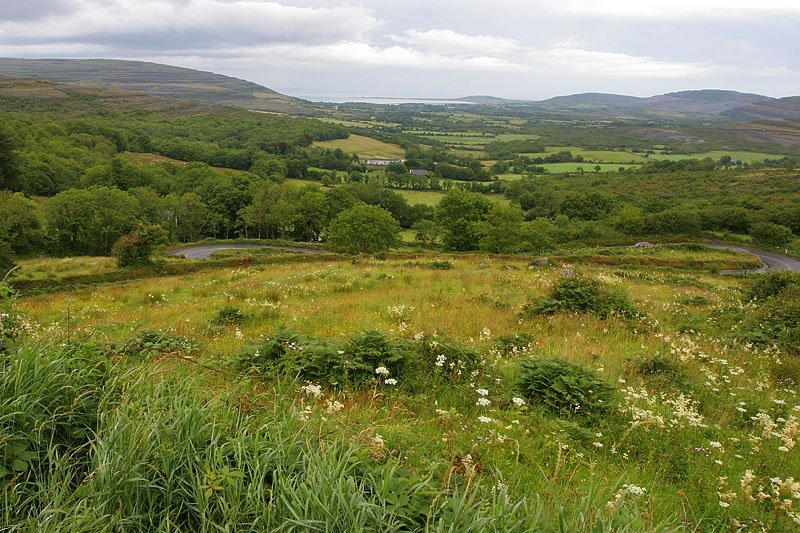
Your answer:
[392,29,519,56]
[204,41,527,71]
[533,47,720,78]
[540,0,800,20]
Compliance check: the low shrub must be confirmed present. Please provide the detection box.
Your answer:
[516,356,617,423]
[418,335,484,380]
[1,280,19,341]
[633,354,688,389]
[423,260,453,270]
[112,330,199,358]
[679,295,709,306]
[237,329,415,386]
[521,275,640,319]
[745,271,800,301]
[111,231,151,268]
[493,333,535,357]
[736,286,800,355]
[0,240,15,275]
[211,306,245,326]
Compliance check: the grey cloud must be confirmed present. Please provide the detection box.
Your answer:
[0,0,78,22]
[0,1,381,50]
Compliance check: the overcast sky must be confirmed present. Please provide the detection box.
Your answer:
[1,0,799,100]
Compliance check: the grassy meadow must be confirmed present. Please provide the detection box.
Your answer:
[313,134,406,159]
[5,247,800,530]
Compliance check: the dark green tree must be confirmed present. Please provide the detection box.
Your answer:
[326,205,400,254]
[44,187,140,255]
[435,189,491,251]
[111,231,152,268]
[0,122,22,191]
[750,222,794,247]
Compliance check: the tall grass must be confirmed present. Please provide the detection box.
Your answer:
[2,338,679,531]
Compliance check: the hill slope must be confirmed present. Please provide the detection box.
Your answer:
[533,90,773,118]
[0,58,314,114]
[722,96,800,121]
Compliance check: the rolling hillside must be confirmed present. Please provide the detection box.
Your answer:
[0,58,314,115]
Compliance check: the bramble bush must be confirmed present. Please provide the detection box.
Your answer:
[516,356,617,423]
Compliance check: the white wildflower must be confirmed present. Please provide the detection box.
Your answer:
[512,397,526,407]
[623,484,646,496]
[384,378,398,386]
[325,400,344,413]
[476,388,489,396]
[478,415,494,424]
[476,397,491,407]
[300,383,322,397]
[375,366,390,376]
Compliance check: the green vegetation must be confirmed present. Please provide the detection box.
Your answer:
[327,204,401,254]
[3,68,800,530]
[6,249,800,531]
[516,356,617,422]
[521,275,640,319]
[111,231,152,268]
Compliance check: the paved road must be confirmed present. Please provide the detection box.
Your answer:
[708,243,800,272]
[171,243,326,259]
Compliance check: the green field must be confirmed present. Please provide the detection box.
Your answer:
[319,117,399,128]
[397,188,510,206]
[521,146,650,163]
[648,150,786,163]
[406,131,541,146]
[313,134,406,158]
[542,163,640,173]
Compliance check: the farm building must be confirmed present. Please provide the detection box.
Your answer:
[358,158,405,166]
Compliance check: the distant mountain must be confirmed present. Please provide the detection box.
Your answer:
[459,95,511,103]
[481,89,779,120]
[643,90,773,115]
[0,58,314,114]
[539,92,644,109]
[722,96,800,121]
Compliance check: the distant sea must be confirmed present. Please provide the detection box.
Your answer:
[294,94,476,105]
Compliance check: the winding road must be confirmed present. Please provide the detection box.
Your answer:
[708,243,800,272]
[171,243,326,259]
[170,242,800,272]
